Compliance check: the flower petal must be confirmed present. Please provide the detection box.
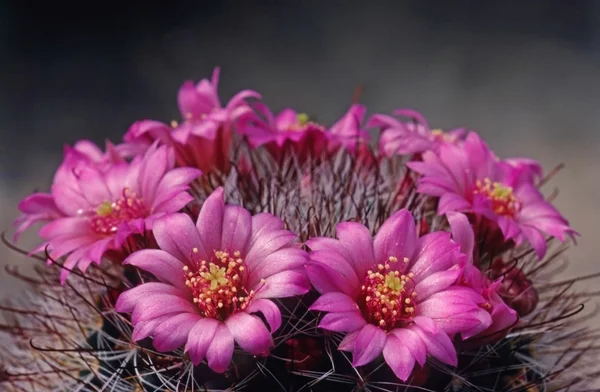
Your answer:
[197,187,224,253]
[389,328,427,366]
[383,335,416,382]
[336,221,375,280]
[206,323,235,373]
[437,193,471,215]
[116,282,189,313]
[373,209,417,264]
[305,263,356,297]
[410,325,457,366]
[246,299,282,333]
[153,313,202,352]
[310,292,360,313]
[338,330,360,351]
[352,324,386,367]
[221,205,252,254]
[318,310,366,333]
[256,270,310,299]
[185,318,219,365]
[413,267,463,300]
[225,312,273,355]
[124,249,187,289]
[447,212,474,259]
[153,213,205,264]
[131,295,198,324]
[247,247,307,288]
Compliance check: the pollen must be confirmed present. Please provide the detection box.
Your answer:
[284,113,326,133]
[90,188,148,235]
[473,178,522,218]
[184,249,255,320]
[360,258,418,331]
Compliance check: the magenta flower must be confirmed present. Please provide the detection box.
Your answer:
[115,187,310,372]
[171,67,259,144]
[119,68,259,173]
[14,139,123,240]
[305,210,491,381]
[239,104,369,162]
[367,109,465,157]
[238,104,327,149]
[326,104,370,154]
[447,212,518,340]
[16,142,201,283]
[407,132,575,259]
[119,120,173,159]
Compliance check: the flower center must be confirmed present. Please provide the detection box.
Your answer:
[184,249,257,320]
[90,188,148,234]
[473,178,522,217]
[285,113,325,133]
[431,129,456,143]
[360,256,417,331]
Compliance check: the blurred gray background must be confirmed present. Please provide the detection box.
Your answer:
[1,0,599,318]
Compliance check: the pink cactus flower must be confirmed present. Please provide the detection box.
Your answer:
[407,132,575,259]
[305,209,491,381]
[368,109,465,157]
[119,68,259,174]
[116,187,310,373]
[15,142,201,283]
[239,104,369,162]
[447,212,518,341]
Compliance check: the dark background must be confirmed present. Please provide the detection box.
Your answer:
[1,1,599,327]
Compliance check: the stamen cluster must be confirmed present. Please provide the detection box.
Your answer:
[360,256,417,330]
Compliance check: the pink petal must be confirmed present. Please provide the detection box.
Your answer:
[39,217,92,239]
[59,247,87,284]
[308,249,360,295]
[389,328,427,366]
[447,212,474,260]
[410,325,457,366]
[383,335,416,382]
[75,166,112,206]
[256,270,310,299]
[185,318,219,365]
[352,324,386,367]
[152,192,194,214]
[152,167,202,209]
[206,323,235,373]
[124,249,187,290]
[412,316,439,335]
[178,81,203,119]
[246,299,282,333]
[85,237,113,264]
[153,313,202,352]
[413,267,463,300]
[225,312,273,355]
[221,205,252,254]
[245,230,296,270]
[497,216,521,241]
[373,209,417,265]
[197,187,224,253]
[131,295,198,324]
[338,330,360,351]
[438,192,471,215]
[132,316,168,341]
[116,283,189,313]
[305,263,357,297]
[153,213,205,264]
[247,247,307,288]
[318,310,366,333]
[520,225,547,259]
[410,232,460,280]
[309,292,360,313]
[336,222,375,280]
